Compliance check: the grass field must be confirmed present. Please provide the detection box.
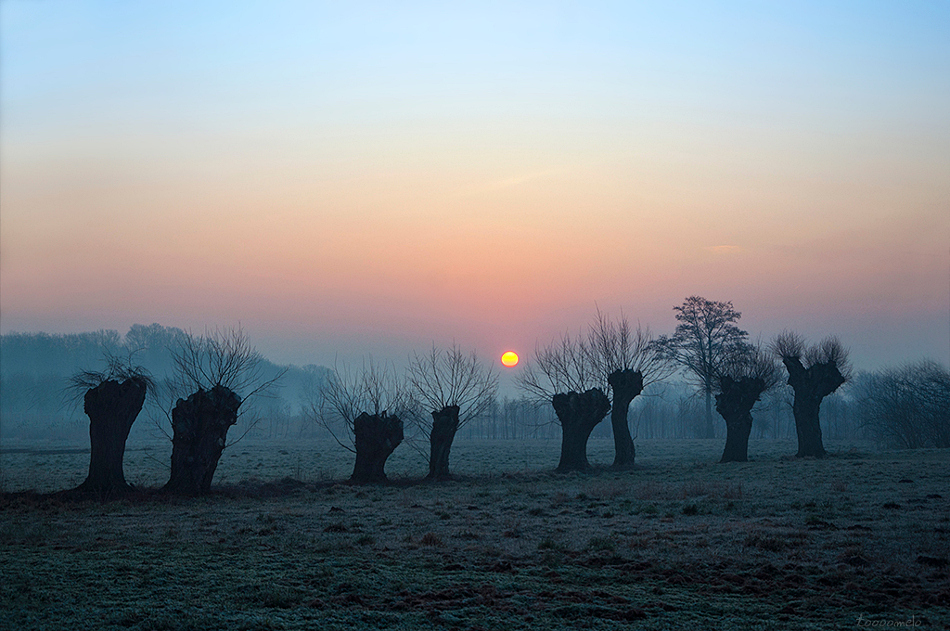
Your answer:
[1,438,948,630]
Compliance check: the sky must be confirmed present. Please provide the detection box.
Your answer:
[1,1,949,379]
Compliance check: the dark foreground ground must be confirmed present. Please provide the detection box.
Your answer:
[1,442,948,630]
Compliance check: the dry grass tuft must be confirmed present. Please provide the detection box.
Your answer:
[744,532,787,552]
[419,532,443,546]
[634,479,742,501]
[634,480,672,500]
[503,518,523,538]
[680,479,743,500]
[583,479,628,500]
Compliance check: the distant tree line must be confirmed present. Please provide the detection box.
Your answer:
[854,361,950,449]
[0,325,326,442]
[1,299,947,496]
[231,381,863,445]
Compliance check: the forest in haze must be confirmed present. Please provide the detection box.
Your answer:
[2,319,944,452]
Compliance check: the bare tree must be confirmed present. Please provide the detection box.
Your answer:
[658,297,751,439]
[587,309,672,469]
[314,358,409,483]
[773,332,851,458]
[163,327,283,494]
[67,353,153,497]
[407,344,498,480]
[857,360,950,449]
[714,343,779,463]
[518,333,610,472]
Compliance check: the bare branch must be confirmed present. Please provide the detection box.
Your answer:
[312,357,410,451]
[715,341,780,391]
[169,326,284,400]
[772,331,851,380]
[586,307,674,388]
[857,360,949,449]
[517,331,599,402]
[772,330,805,362]
[163,326,286,445]
[407,343,498,432]
[66,349,154,406]
[659,296,750,392]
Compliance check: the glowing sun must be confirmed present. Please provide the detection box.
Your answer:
[501,351,520,368]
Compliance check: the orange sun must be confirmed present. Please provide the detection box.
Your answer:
[501,351,519,368]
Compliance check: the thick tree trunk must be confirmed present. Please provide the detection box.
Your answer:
[351,412,404,483]
[716,376,766,463]
[165,385,241,495]
[607,369,644,469]
[782,358,846,459]
[552,388,611,473]
[72,378,147,497]
[428,405,460,480]
[793,397,826,458]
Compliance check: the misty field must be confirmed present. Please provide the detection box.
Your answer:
[2,438,948,630]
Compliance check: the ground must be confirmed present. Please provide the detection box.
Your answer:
[1,439,948,630]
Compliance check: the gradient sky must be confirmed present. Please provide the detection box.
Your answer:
[2,1,949,377]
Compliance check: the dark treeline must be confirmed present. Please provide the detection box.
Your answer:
[226,382,863,444]
[2,330,124,440]
[454,381,863,443]
[0,325,941,452]
[0,325,329,442]
[0,325,854,444]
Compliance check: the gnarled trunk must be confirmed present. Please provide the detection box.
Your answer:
[73,378,147,497]
[783,358,846,458]
[552,388,611,472]
[351,412,403,483]
[716,376,766,463]
[428,405,460,480]
[793,396,826,458]
[607,369,644,469]
[165,385,241,495]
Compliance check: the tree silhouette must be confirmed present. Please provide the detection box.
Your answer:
[314,359,408,483]
[714,344,778,462]
[163,327,282,494]
[68,353,152,497]
[773,332,851,458]
[587,309,672,469]
[408,344,498,480]
[658,297,750,439]
[856,361,950,449]
[518,333,610,472]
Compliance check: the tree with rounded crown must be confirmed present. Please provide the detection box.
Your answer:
[658,297,750,439]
